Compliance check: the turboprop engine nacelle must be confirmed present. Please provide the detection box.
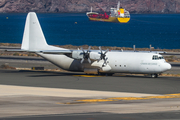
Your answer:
[72,51,101,61]
[72,51,83,59]
[89,52,101,60]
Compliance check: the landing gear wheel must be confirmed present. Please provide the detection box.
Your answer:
[151,74,158,78]
[98,73,113,76]
[98,73,106,76]
[107,73,114,76]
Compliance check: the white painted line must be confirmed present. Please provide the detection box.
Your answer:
[0,85,161,98]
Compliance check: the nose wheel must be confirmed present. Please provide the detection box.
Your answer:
[151,74,158,78]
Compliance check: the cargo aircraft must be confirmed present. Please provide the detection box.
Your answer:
[7,12,171,78]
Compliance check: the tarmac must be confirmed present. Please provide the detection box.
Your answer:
[0,55,180,119]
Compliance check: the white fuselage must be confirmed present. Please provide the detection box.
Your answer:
[38,51,171,74]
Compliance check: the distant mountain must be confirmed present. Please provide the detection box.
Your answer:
[0,0,179,13]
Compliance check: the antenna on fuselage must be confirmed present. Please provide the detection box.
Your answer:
[150,44,152,52]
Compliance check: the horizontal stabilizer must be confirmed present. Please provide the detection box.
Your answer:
[5,49,41,53]
[6,49,28,52]
[41,50,72,54]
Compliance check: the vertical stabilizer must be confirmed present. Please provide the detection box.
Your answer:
[21,12,48,51]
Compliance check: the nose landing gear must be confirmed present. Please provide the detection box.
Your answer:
[151,74,158,78]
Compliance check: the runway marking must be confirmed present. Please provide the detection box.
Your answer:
[73,75,126,77]
[1,85,158,98]
[73,75,104,77]
[2,85,180,105]
[61,93,180,104]
[166,93,180,96]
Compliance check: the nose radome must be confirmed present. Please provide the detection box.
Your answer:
[166,63,171,70]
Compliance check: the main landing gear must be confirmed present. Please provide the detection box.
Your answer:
[151,74,158,78]
[98,73,114,76]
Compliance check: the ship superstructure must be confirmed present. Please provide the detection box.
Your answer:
[86,1,130,23]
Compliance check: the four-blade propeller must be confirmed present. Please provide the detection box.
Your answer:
[80,46,91,63]
[98,46,109,66]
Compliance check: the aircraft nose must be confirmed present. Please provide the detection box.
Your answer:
[165,63,171,70]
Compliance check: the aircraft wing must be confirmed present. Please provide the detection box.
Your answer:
[5,48,167,55]
[112,50,167,54]
[5,49,98,54]
[41,50,101,54]
[5,49,72,54]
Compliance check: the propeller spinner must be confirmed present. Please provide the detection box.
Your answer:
[80,46,91,63]
[98,46,109,66]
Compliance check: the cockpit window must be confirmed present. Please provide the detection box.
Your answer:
[152,55,164,60]
[159,56,164,59]
[152,55,159,60]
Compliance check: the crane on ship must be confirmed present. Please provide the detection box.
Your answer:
[86,1,130,23]
[96,4,109,19]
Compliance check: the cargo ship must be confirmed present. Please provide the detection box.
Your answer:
[86,1,130,23]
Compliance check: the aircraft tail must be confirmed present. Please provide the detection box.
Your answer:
[21,12,60,51]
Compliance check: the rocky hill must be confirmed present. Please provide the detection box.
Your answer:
[0,0,179,13]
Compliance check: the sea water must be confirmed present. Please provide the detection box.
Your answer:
[0,13,179,49]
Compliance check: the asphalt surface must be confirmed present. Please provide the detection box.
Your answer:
[2,112,180,120]
[0,56,59,69]
[0,69,179,94]
[0,55,180,120]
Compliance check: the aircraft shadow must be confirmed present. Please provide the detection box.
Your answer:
[0,69,171,78]
[0,69,84,77]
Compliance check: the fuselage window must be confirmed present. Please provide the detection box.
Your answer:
[124,65,126,67]
[120,65,121,67]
